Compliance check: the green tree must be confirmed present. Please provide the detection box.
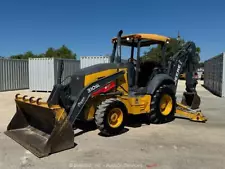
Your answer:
[10,54,25,59]
[141,45,162,62]
[23,51,36,59]
[141,38,185,63]
[8,45,77,59]
[10,51,37,59]
[141,37,201,63]
[43,45,76,59]
[55,45,77,59]
[37,53,45,58]
[196,47,201,54]
[45,47,57,58]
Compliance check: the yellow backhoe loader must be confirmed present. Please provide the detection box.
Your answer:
[5,30,207,158]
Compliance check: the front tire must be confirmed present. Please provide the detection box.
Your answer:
[95,98,127,136]
[149,84,176,124]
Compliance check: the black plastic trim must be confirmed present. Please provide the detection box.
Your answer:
[67,71,125,125]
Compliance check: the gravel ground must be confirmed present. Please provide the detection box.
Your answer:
[0,80,225,169]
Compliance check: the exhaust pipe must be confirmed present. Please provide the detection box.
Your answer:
[115,30,123,64]
[110,30,123,64]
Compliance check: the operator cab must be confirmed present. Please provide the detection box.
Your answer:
[111,31,170,93]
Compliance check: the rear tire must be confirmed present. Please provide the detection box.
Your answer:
[95,98,127,136]
[149,84,176,124]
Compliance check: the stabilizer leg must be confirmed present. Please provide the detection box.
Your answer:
[176,103,207,122]
[175,91,207,122]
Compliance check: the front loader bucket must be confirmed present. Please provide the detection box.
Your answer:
[4,94,75,158]
[181,92,201,109]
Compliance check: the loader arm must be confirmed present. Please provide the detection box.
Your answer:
[67,71,125,125]
[47,70,125,125]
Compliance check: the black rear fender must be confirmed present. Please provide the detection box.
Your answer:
[146,74,175,95]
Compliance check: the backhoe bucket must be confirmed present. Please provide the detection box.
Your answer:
[4,94,75,158]
[181,92,201,109]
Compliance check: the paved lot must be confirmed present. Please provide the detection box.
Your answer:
[0,80,225,169]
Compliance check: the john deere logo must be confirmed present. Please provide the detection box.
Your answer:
[175,60,182,85]
[78,97,85,107]
[87,84,100,93]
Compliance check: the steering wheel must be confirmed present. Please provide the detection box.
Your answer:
[128,58,137,64]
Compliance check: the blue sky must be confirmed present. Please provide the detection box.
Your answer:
[0,0,224,61]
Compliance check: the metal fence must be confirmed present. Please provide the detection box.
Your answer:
[0,59,29,92]
[1,56,129,92]
[29,58,55,92]
[54,59,81,85]
[29,58,80,91]
[204,52,225,97]
[80,56,110,69]
[80,56,128,69]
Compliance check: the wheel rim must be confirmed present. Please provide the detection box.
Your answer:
[107,108,123,128]
[159,94,173,116]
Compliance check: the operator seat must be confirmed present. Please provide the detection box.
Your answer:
[127,61,147,95]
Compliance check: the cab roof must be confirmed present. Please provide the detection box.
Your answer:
[112,33,170,47]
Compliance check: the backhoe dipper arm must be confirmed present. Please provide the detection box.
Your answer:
[167,41,199,93]
[167,41,204,113]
